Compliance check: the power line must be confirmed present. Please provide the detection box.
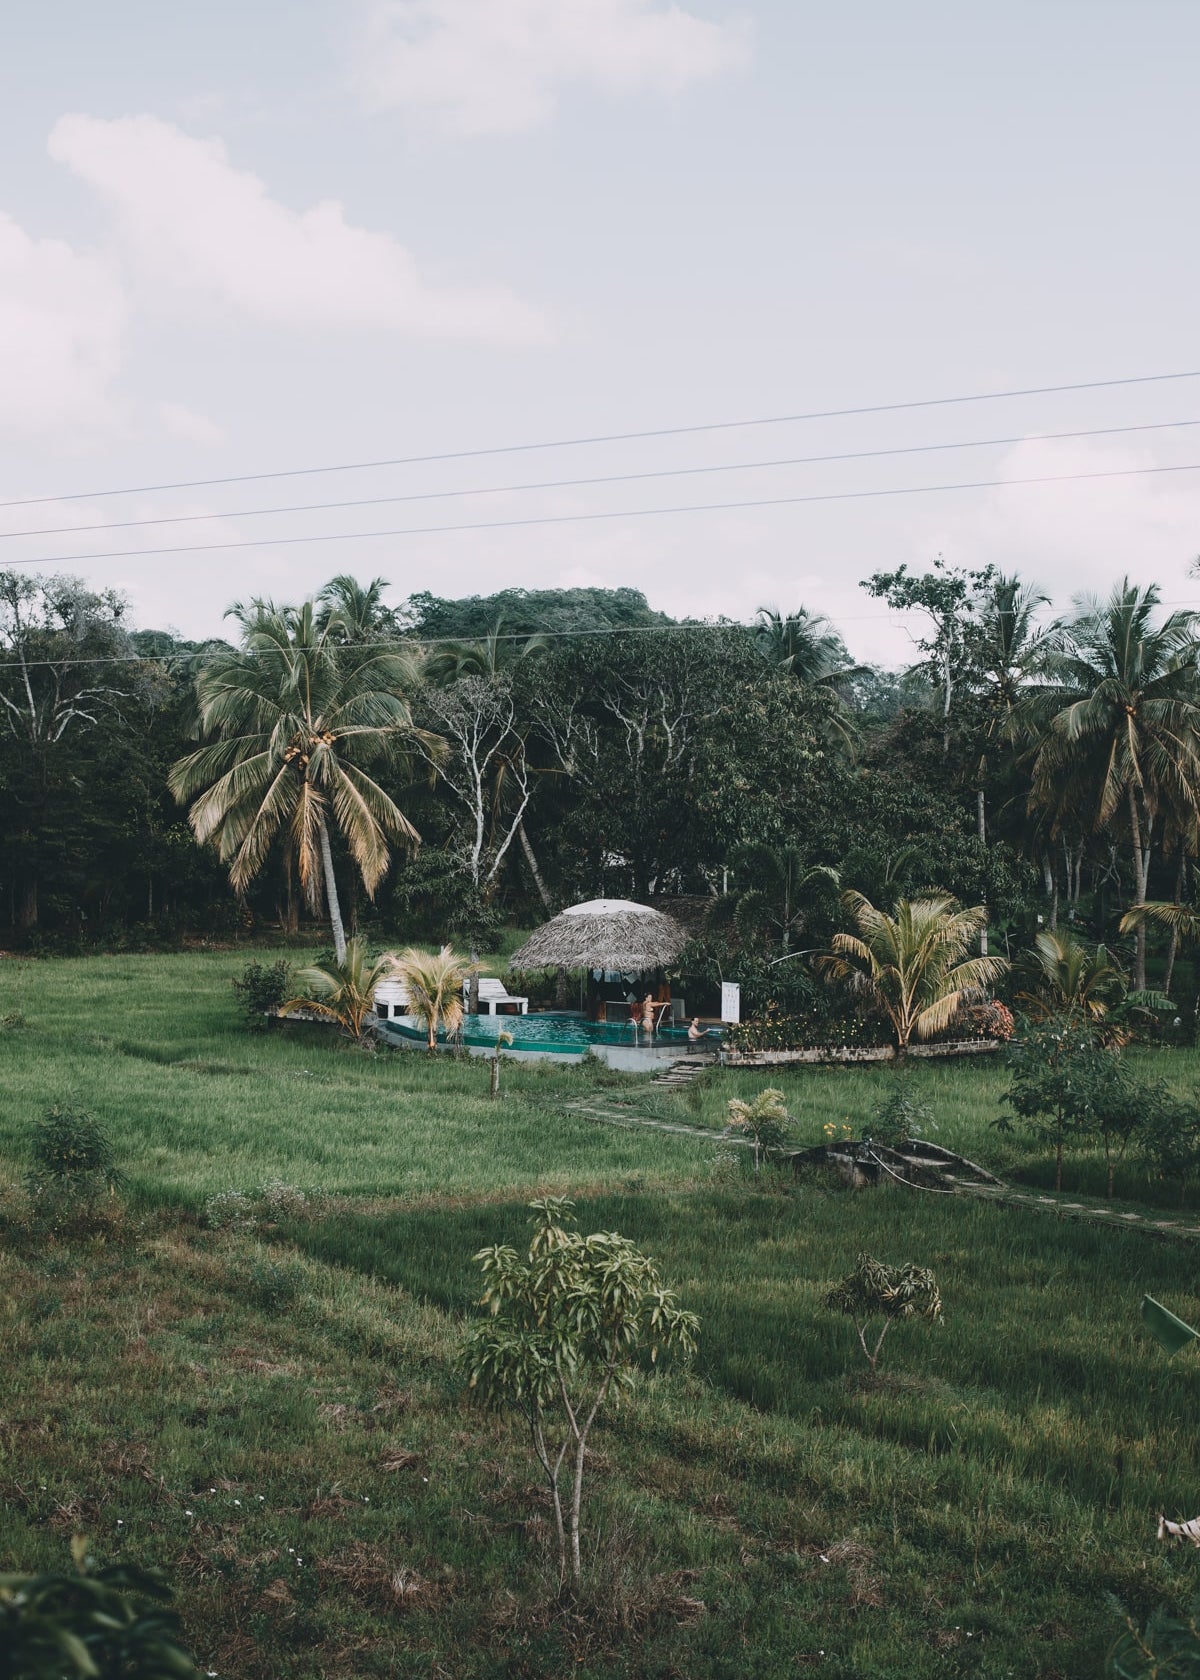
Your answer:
[3,367,1199,511]
[5,415,1199,543]
[11,458,1200,569]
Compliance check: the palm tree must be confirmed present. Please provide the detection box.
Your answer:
[754,605,865,751]
[973,573,1052,843]
[317,574,403,642]
[1014,929,1127,1021]
[396,944,476,1050]
[1024,580,1200,989]
[281,937,400,1042]
[169,598,427,963]
[711,842,840,953]
[819,892,1007,1057]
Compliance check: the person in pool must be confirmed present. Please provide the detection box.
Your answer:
[688,1017,712,1043]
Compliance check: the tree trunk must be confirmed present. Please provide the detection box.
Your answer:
[468,937,480,1015]
[977,787,987,844]
[1128,785,1150,992]
[1055,1136,1063,1193]
[318,819,347,964]
[1164,849,1186,998]
[518,820,554,915]
[16,876,37,929]
[490,1054,500,1099]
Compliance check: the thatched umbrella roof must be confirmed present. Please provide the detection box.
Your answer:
[508,898,690,973]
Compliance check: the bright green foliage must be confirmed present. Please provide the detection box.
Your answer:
[0,1537,198,1678]
[282,937,399,1042]
[725,1086,790,1173]
[825,1251,942,1372]
[821,891,1008,1054]
[463,1196,698,1586]
[230,958,292,1030]
[396,943,475,1050]
[1108,1591,1200,1679]
[998,1015,1120,1191]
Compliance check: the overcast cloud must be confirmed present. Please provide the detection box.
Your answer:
[1,2,1198,664]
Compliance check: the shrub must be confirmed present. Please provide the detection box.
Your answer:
[724,1006,891,1055]
[26,1106,122,1230]
[825,1252,942,1372]
[1108,1590,1200,1678]
[865,1075,936,1148]
[725,1087,790,1174]
[1140,1094,1200,1206]
[995,1014,1116,1192]
[231,958,292,1030]
[205,1181,311,1230]
[0,1536,199,1677]
[238,1256,304,1314]
[944,1000,1014,1042]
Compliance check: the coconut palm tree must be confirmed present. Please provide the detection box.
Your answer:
[754,605,865,751]
[281,937,400,1042]
[169,598,428,963]
[710,842,840,953]
[819,892,1007,1057]
[1023,580,1200,990]
[396,944,476,1051]
[316,574,403,643]
[1014,929,1127,1021]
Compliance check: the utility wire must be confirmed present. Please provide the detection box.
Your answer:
[2,367,1199,511]
[4,415,1198,543]
[10,458,1200,569]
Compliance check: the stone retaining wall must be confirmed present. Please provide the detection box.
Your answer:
[719,1038,1002,1068]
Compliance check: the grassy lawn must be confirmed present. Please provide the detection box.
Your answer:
[3,952,1200,1677]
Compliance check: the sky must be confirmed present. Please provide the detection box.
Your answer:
[2,0,1199,666]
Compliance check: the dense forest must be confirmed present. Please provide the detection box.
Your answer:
[2,559,1197,1006]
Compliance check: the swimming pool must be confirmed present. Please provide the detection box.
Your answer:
[377,1010,722,1066]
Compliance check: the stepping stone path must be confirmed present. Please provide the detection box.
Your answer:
[651,1057,712,1089]
[562,1087,1200,1242]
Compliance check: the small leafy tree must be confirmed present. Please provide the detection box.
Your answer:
[26,1106,122,1228]
[489,1028,514,1099]
[1141,1092,1200,1206]
[865,1074,936,1149]
[995,1014,1114,1191]
[281,937,399,1043]
[463,1196,698,1588]
[1092,1070,1153,1198]
[725,1087,790,1174]
[1108,1591,1200,1678]
[825,1252,942,1372]
[231,958,292,1030]
[395,943,475,1051]
[0,1536,199,1678]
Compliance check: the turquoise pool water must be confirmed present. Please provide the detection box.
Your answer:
[380,1010,721,1057]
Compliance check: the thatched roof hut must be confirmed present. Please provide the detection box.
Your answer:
[508,898,690,973]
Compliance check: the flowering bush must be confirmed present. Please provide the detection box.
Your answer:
[724,1003,891,1055]
[942,1000,1014,1042]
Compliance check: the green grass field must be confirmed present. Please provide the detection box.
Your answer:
[3,951,1200,1678]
